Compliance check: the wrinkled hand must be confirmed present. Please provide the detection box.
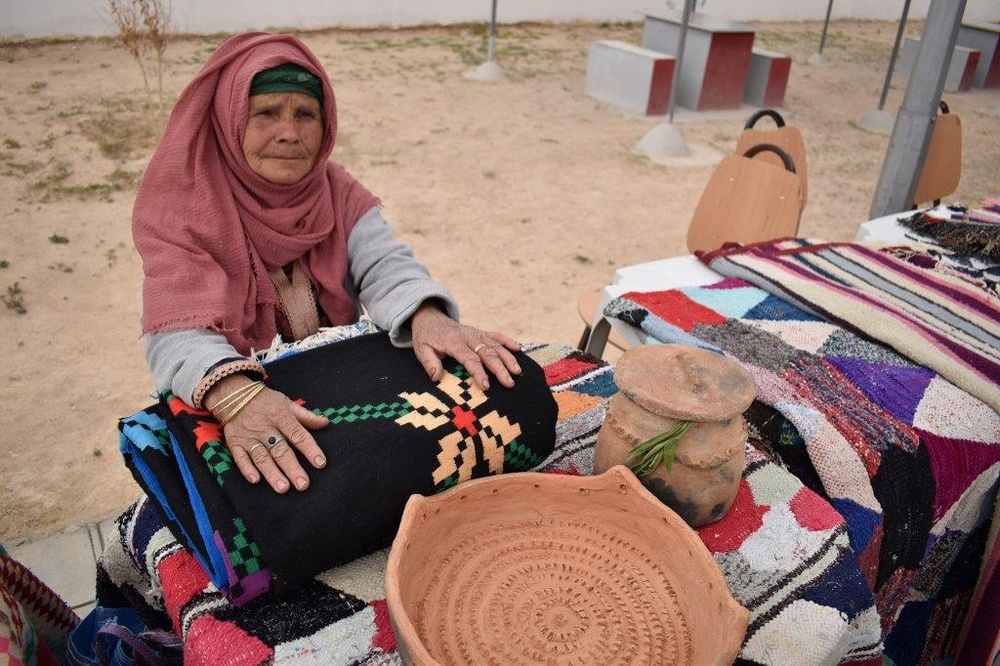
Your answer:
[206,376,329,494]
[409,302,522,391]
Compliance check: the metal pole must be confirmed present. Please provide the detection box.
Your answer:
[817,0,834,55]
[487,0,498,62]
[870,0,967,218]
[877,0,913,110]
[667,0,695,123]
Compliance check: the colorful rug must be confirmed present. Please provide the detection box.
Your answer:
[898,199,1000,260]
[702,238,1000,411]
[118,331,558,605]
[0,547,79,665]
[99,341,889,664]
[603,279,1000,663]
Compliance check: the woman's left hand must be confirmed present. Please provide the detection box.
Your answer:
[409,302,521,391]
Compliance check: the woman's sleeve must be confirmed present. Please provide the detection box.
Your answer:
[144,328,264,407]
[347,206,460,346]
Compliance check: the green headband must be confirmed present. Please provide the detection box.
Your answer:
[249,63,324,102]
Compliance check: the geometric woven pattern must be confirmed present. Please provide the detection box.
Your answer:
[118,331,558,605]
[99,339,913,664]
[98,303,1000,665]
[604,274,1000,664]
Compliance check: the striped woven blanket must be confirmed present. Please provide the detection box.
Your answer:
[603,278,1000,663]
[98,341,883,664]
[702,239,1000,411]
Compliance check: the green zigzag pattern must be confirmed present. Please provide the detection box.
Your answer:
[504,438,545,470]
[228,517,263,575]
[201,439,234,486]
[312,400,413,424]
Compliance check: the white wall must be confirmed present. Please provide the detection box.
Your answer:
[2,0,997,40]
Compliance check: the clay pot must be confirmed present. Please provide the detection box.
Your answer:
[594,344,756,527]
[386,466,749,665]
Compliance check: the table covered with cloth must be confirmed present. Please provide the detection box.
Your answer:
[603,237,1000,664]
[98,331,893,664]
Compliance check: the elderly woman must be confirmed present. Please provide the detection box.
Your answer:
[132,32,521,496]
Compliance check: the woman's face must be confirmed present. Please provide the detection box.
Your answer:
[242,92,324,184]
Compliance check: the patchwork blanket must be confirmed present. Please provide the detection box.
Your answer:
[702,238,1000,411]
[99,341,888,664]
[604,278,1000,663]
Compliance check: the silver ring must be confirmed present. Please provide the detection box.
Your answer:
[248,443,266,456]
[265,435,285,449]
[473,343,487,354]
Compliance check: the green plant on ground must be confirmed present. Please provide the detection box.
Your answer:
[2,160,44,177]
[2,282,26,314]
[79,107,164,160]
[49,233,70,244]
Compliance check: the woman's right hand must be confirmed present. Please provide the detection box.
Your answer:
[206,375,330,493]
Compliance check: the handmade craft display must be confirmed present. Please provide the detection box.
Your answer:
[602,267,1000,663]
[898,198,1000,260]
[593,344,757,527]
[99,341,884,664]
[0,548,80,664]
[386,466,749,664]
[118,331,558,604]
[703,238,1000,411]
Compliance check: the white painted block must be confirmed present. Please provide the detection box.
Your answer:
[584,40,675,116]
[744,47,792,107]
[896,36,980,93]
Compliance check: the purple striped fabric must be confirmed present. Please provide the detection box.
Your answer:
[704,239,1000,411]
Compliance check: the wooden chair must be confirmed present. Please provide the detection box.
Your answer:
[575,287,629,354]
[577,126,805,357]
[735,109,808,212]
[686,143,803,254]
[913,101,962,208]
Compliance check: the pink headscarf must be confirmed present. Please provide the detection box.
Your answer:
[133,32,379,354]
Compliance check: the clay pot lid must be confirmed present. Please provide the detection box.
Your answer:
[386,466,749,664]
[614,344,756,422]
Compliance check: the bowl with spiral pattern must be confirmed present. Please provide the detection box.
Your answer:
[386,465,748,664]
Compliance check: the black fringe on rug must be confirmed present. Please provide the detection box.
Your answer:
[899,210,1000,260]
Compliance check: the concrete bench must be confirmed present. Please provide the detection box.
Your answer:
[743,47,792,107]
[957,21,1000,89]
[896,36,980,93]
[584,40,675,116]
[640,12,756,111]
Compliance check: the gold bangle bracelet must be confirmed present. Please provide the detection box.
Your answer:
[218,383,266,427]
[212,380,264,414]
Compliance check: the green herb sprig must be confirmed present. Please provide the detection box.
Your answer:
[627,420,693,476]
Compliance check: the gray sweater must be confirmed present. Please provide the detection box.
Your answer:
[144,206,459,404]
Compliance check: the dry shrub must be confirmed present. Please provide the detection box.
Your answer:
[107,0,172,113]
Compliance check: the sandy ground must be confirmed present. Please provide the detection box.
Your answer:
[1,20,998,542]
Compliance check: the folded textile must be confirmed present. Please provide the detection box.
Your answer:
[702,238,1000,411]
[898,202,1000,259]
[100,343,887,665]
[118,331,558,604]
[1,547,80,664]
[604,280,1000,663]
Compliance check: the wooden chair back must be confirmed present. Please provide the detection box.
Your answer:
[735,109,808,211]
[687,143,803,255]
[914,101,962,207]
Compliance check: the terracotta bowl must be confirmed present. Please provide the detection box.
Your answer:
[386,466,749,664]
